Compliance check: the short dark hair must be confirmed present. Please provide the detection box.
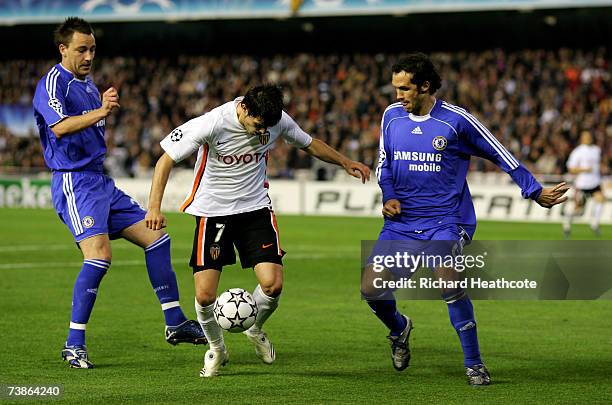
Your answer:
[54,17,94,47]
[392,53,441,94]
[242,84,284,127]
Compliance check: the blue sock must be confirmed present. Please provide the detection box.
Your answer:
[145,234,187,327]
[66,260,109,347]
[367,299,407,336]
[445,291,482,367]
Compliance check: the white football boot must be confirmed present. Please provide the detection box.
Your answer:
[199,348,229,377]
[244,330,275,364]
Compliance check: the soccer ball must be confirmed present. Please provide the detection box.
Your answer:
[214,288,258,333]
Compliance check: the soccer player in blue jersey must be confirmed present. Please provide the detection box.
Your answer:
[365,53,569,385]
[32,17,206,369]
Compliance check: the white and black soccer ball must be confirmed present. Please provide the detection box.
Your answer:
[214,288,258,333]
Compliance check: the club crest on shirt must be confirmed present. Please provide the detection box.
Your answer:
[210,243,221,260]
[170,128,183,142]
[432,136,448,151]
[258,131,271,145]
[82,216,95,228]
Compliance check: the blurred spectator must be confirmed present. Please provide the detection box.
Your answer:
[0,48,610,177]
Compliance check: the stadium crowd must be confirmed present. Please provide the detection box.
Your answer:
[0,48,610,179]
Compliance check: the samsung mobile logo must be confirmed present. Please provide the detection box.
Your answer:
[394,151,442,162]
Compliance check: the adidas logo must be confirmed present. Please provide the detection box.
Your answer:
[411,126,423,135]
[459,321,475,332]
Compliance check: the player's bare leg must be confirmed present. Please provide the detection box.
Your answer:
[435,266,489,386]
[244,262,283,364]
[122,221,206,345]
[194,269,227,377]
[62,234,111,369]
[591,190,605,237]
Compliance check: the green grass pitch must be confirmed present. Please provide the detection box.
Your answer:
[1,209,611,403]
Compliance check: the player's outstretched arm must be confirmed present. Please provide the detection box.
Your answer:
[145,153,176,230]
[535,182,570,208]
[51,87,120,138]
[302,139,371,183]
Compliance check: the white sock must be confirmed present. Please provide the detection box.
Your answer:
[195,298,225,351]
[249,284,279,335]
[592,202,603,229]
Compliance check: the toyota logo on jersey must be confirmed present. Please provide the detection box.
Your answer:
[215,151,268,165]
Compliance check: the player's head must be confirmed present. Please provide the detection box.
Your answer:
[579,130,593,145]
[54,17,95,79]
[391,53,441,114]
[239,84,284,136]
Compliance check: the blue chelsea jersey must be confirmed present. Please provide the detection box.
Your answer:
[376,99,542,231]
[33,63,106,172]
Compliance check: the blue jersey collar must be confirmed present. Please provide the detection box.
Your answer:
[57,63,88,83]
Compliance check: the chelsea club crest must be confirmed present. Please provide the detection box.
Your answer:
[82,216,95,228]
[432,136,448,151]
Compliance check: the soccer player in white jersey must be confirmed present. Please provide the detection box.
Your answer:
[563,130,605,238]
[145,84,371,377]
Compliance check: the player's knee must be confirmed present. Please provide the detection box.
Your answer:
[261,282,282,297]
[96,250,112,263]
[84,251,111,262]
[195,290,217,306]
[145,230,167,248]
[81,238,112,261]
[360,284,378,300]
[142,232,170,253]
[360,277,377,298]
[361,264,388,299]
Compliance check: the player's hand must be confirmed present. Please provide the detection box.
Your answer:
[343,160,371,183]
[536,182,570,208]
[101,87,120,115]
[145,208,167,230]
[382,199,401,217]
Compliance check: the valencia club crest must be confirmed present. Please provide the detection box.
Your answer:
[258,130,270,145]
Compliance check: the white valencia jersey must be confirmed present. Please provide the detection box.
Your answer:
[566,144,601,190]
[161,98,312,217]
